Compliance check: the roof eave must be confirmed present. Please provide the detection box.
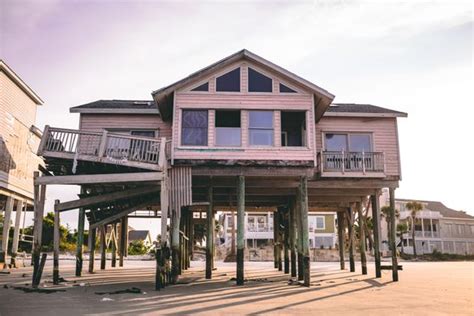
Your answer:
[70,108,160,114]
[0,60,44,105]
[324,112,408,118]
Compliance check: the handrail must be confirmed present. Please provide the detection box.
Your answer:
[319,151,385,173]
[39,126,168,168]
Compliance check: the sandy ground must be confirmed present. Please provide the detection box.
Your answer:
[0,259,472,315]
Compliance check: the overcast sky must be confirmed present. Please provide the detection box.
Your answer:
[1,0,472,236]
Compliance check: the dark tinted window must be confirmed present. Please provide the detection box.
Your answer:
[248,68,272,92]
[216,68,240,92]
[191,82,209,92]
[280,83,296,93]
[182,110,208,146]
[216,110,241,127]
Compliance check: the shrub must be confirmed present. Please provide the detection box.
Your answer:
[128,240,150,255]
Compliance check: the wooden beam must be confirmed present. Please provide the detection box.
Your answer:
[347,206,355,272]
[296,189,303,281]
[55,186,159,212]
[289,200,297,278]
[300,176,310,287]
[75,205,85,276]
[89,198,158,229]
[100,226,106,270]
[11,200,25,268]
[111,223,117,268]
[119,217,126,267]
[371,192,382,278]
[205,186,213,280]
[32,176,46,286]
[192,166,314,177]
[88,227,96,273]
[53,201,60,285]
[357,202,367,275]
[171,209,180,283]
[236,175,245,285]
[284,209,289,274]
[337,211,345,270]
[35,172,164,185]
[0,196,14,267]
[389,188,399,282]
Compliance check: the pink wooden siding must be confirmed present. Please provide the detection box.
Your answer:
[316,117,401,176]
[79,114,172,139]
[172,60,316,162]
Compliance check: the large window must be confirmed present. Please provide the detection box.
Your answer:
[215,110,241,146]
[216,68,240,92]
[249,111,273,146]
[281,111,306,146]
[181,110,208,146]
[248,68,272,92]
[247,215,269,232]
[308,216,325,232]
[324,133,372,152]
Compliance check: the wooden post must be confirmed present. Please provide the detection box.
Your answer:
[32,174,46,284]
[160,174,169,247]
[100,225,106,270]
[389,188,399,282]
[53,200,60,284]
[283,209,290,274]
[236,175,245,285]
[111,223,117,268]
[88,227,96,273]
[206,185,214,279]
[299,176,310,287]
[11,200,24,268]
[75,206,86,276]
[296,189,303,281]
[357,202,367,275]
[289,200,297,278]
[347,207,356,272]
[119,217,126,267]
[124,217,129,257]
[371,192,382,278]
[337,211,345,270]
[0,197,14,267]
[32,253,47,288]
[276,210,283,271]
[189,211,194,263]
[171,208,180,283]
[273,210,278,269]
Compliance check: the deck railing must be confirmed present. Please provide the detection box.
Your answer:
[39,126,168,168]
[318,150,385,174]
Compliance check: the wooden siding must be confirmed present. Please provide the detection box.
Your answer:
[316,116,401,177]
[0,71,42,199]
[79,113,172,139]
[172,60,316,163]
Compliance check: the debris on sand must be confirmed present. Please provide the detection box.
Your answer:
[95,287,143,295]
[101,297,115,302]
[11,286,66,294]
[0,271,11,274]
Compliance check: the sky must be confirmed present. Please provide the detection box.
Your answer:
[1,0,473,238]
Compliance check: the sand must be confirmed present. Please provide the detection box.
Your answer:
[0,260,472,315]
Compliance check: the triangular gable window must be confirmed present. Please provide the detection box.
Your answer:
[216,68,240,92]
[248,68,272,92]
[279,83,297,93]
[191,82,209,92]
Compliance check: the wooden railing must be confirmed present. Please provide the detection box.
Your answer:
[318,151,385,174]
[38,126,168,168]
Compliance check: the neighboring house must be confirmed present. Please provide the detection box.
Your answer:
[128,230,153,248]
[0,60,43,266]
[220,211,336,250]
[379,190,474,255]
[36,49,407,278]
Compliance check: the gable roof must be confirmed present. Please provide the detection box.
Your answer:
[0,60,44,105]
[128,230,152,241]
[70,100,159,114]
[397,199,473,219]
[325,103,407,118]
[151,49,335,121]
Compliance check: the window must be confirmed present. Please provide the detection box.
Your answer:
[131,130,157,138]
[215,110,241,146]
[181,110,208,146]
[247,215,268,232]
[216,68,240,92]
[191,82,209,92]
[279,83,296,93]
[324,133,372,152]
[281,111,306,146]
[309,216,325,232]
[249,111,273,146]
[316,216,325,229]
[248,68,272,92]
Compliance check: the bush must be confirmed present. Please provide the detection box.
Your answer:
[128,240,150,255]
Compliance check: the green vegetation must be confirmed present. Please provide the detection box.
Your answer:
[401,249,474,261]
[406,201,423,258]
[128,240,150,255]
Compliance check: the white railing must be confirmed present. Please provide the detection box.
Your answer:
[39,126,167,167]
[319,151,385,174]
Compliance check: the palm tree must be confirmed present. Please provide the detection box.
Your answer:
[406,201,423,258]
[381,206,399,252]
[396,222,409,254]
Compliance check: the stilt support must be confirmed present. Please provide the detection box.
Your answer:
[236,175,245,285]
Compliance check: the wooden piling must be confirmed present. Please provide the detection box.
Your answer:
[337,211,345,270]
[75,206,85,276]
[206,185,214,279]
[290,200,297,278]
[119,217,126,267]
[171,208,180,283]
[357,202,367,275]
[299,176,310,287]
[32,253,47,288]
[347,207,355,272]
[236,175,245,285]
[88,227,96,273]
[53,201,60,284]
[100,225,106,270]
[296,189,303,281]
[273,210,278,269]
[371,192,382,278]
[389,188,399,282]
[0,197,14,267]
[284,209,290,274]
[111,223,117,268]
[276,210,283,271]
[32,175,46,284]
[11,199,24,268]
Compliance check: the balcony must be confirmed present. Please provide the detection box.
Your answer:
[38,126,170,171]
[317,151,385,178]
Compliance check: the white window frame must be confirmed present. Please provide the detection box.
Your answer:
[323,132,374,152]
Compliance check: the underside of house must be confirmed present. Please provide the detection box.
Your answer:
[29,49,407,289]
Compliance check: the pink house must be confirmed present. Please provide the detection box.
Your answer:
[34,49,406,287]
